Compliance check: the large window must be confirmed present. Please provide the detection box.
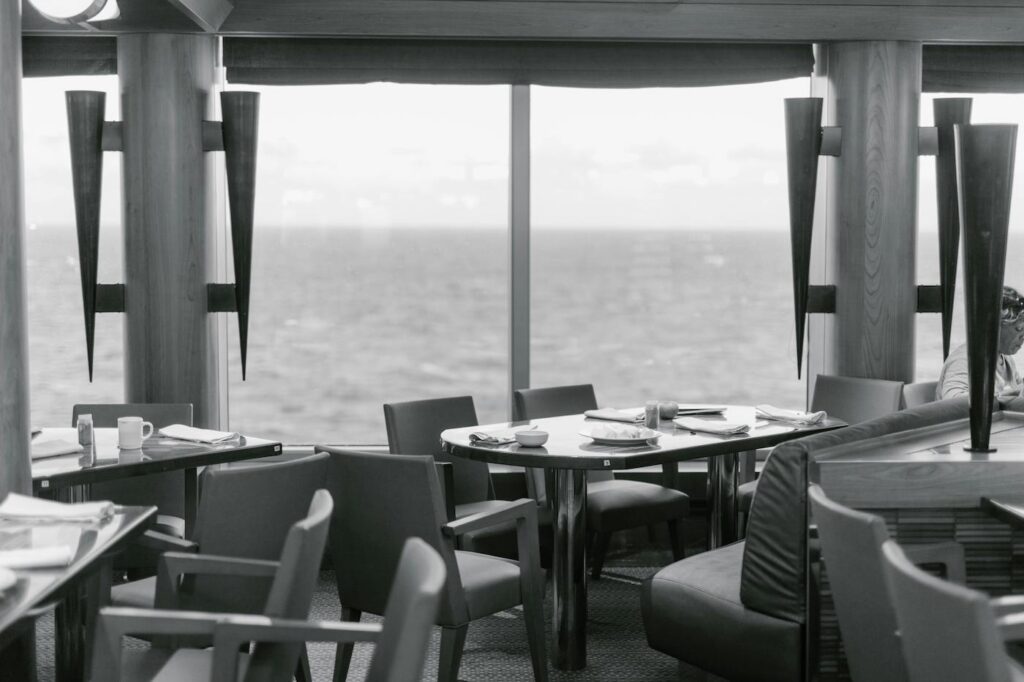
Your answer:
[226,84,510,444]
[531,80,811,410]
[22,75,123,428]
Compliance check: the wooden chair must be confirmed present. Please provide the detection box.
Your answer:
[319,446,548,682]
[90,489,335,681]
[809,484,965,682]
[901,381,939,410]
[882,538,1024,682]
[514,384,689,578]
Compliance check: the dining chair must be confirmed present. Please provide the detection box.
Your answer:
[881,538,1024,682]
[383,395,524,556]
[901,380,940,410]
[318,446,548,682]
[809,484,965,682]
[90,488,334,681]
[738,375,905,525]
[513,384,690,578]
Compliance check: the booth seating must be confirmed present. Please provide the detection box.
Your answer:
[641,397,971,682]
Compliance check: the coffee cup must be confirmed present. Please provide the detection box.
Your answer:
[118,416,154,450]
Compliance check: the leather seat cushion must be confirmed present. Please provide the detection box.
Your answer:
[586,479,689,532]
[452,550,522,622]
[642,541,802,682]
[121,648,249,681]
[738,479,758,514]
[111,576,157,609]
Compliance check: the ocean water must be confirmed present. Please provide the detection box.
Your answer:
[25,225,977,444]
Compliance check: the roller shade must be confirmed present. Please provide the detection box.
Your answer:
[224,38,814,88]
[22,36,117,78]
[924,45,1024,94]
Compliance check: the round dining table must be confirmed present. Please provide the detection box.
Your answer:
[441,405,845,671]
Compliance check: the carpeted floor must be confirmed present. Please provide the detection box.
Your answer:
[36,530,716,681]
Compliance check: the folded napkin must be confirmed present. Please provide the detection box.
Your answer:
[469,430,518,446]
[755,404,827,425]
[674,417,751,436]
[0,546,74,569]
[159,424,240,444]
[0,493,114,524]
[584,408,645,424]
[30,440,83,460]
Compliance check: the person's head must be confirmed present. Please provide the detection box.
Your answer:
[999,286,1024,355]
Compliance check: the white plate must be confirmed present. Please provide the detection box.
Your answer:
[0,567,17,595]
[579,429,662,446]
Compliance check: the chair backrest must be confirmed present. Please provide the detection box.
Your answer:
[73,403,194,517]
[71,402,194,429]
[512,384,611,492]
[902,381,939,410]
[187,453,329,615]
[366,538,447,682]
[882,539,1011,682]
[319,446,467,625]
[245,488,334,682]
[811,375,905,425]
[808,485,907,682]
[383,396,491,504]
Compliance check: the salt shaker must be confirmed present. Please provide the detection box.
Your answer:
[77,413,95,466]
[644,401,660,429]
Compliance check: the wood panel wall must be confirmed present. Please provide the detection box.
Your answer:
[824,42,921,382]
[0,0,32,498]
[118,34,223,428]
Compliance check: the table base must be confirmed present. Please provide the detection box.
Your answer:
[551,468,587,671]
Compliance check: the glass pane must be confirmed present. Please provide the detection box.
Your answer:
[23,75,124,427]
[917,93,1024,384]
[226,84,509,444]
[532,80,810,411]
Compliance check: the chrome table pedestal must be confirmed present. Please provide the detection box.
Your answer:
[550,468,588,670]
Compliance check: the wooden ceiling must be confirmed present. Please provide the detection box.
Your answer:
[22,0,1024,43]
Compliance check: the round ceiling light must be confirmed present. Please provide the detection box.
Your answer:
[28,0,120,24]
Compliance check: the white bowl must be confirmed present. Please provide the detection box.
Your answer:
[515,430,549,447]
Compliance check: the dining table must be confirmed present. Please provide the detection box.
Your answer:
[441,405,845,670]
[31,428,282,538]
[0,505,156,682]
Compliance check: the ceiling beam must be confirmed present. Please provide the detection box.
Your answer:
[164,0,233,32]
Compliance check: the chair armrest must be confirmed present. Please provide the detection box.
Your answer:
[210,616,383,681]
[903,541,966,584]
[90,607,222,680]
[138,530,199,554]
[435,461,456,522]
[992,595,1024,618]
[156,552,279,611]
[442,499,537,537]
[997,611,1024,642]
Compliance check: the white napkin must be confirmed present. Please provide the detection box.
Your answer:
[584,408,645,424]
[469,430,518,446]
[755,404,827,425]
[30,440,83,460]
[0,546,74,569]
[0,493,114,524]
[159,424,240,444]
[674,417,751,436]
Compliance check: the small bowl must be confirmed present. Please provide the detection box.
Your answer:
[515,430,549,447]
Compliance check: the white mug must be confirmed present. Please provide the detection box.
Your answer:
[117,416,154,450]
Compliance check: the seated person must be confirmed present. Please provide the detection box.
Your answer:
[937,285,1024,399]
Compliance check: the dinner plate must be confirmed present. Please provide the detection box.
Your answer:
[579,429,662,446]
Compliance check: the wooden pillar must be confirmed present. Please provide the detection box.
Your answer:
[811,41,921,384]
[118,35,223,428]
[0,0,32,497]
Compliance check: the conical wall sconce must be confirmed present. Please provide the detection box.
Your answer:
[219,91,259,380]
[956,124,1017,452]
[784,98,829,378]
[934,98,973,359]
[66,91,106,381]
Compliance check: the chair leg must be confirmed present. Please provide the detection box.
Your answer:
[333,607,362,682]
[667,519,685,561]
[295,645,312,682]
[438,625,468,682]
[521,574,549,682]
[590,531,611,580]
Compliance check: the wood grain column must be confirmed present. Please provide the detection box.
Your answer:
[0,0,32,497]
[818,41,921,383]
[118,35,223,428]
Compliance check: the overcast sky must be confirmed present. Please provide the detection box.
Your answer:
[18,74,1024,231]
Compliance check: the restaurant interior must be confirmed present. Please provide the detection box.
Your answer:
[4,1,1024,681]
